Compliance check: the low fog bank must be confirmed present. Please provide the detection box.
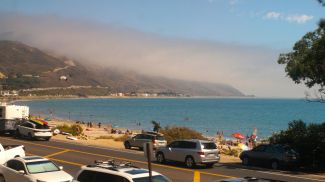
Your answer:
[0,12,307,97]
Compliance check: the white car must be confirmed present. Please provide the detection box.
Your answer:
[74,160,171,182]
[16,121,52,140]
[0,156,73,182]
[0,143,25,164]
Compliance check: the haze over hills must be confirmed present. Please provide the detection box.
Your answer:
[0,40,244,96]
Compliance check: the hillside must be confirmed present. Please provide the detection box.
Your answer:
[0,41,244,96]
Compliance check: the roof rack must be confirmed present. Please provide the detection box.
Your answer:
[88,160,139,171]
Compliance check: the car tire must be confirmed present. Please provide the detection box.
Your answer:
[185,156,196,168]
[124,142,131,149]
[206,163,215,168]
[28,133,33,140]
[0,174,5,182]
[15,129,21,138]
[271,160,279,170]
[156,152,165,164]
[242,156,250,166]
[45,137,51,141]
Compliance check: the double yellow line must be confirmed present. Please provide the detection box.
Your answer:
[2,137,236,181]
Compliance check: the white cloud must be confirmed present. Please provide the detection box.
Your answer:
[264,11,282,19]
[263,11,313,24]
[286,14,313,24]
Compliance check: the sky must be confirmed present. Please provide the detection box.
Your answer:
[0,0,324,97]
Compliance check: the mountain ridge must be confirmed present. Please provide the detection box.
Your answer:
[0,40,244,96]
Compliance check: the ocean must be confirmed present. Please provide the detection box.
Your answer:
[16,98,325,139]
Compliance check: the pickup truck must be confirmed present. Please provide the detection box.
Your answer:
[0,144,25,164]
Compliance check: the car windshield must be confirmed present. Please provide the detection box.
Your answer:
[133,175,170,182]
[26,161,60,174]
[156,136,165,140]
[201,142,217,149]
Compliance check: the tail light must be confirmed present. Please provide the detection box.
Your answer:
[152,139,156,144]
[197,151,205,156]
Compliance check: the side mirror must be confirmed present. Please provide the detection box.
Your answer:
[59,166,63,170]
[18,170,25,175]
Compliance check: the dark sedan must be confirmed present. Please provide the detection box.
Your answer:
[239,144,298,170]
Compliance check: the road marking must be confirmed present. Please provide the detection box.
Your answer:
[194,171,200,182]
[2,138,236,178]
[44,149,71,158]
[51,139,143,155]
[48,157,83,167]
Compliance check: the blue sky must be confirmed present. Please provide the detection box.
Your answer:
[0,0,324,97]
[1,0,324,49]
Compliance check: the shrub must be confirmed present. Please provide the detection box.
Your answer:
[160,126,207,143]
[55,124,83,136]
[269,120,325,169]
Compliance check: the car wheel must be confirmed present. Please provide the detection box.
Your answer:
[185,156,196,168]
[45,137,51,141]
[271,160,279,170]
[124,142,131,149]
[206,163,215,168]
[28,133,33,140]
[242,156,250,166]
[15,130,21,138]
[0,174,5,182]
[156,152,165,163]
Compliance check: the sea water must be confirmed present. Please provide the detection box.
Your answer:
[16,98,325,139]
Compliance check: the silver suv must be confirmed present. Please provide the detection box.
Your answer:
[124,132,167,150]
[155,139,220,168]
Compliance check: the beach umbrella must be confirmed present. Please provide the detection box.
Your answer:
[232,132,245,140]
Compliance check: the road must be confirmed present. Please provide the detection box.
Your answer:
[0,136,324,182]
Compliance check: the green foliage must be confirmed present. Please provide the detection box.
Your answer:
[160,126,207,143]
[278,19,325,90]
[269,120,325,168]
[151,120,161,132]
[55,124,83,136]
[4,77,40,90]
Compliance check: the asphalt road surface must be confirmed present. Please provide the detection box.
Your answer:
[0,136,324,182]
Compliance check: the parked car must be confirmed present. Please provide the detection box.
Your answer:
[73,160,171,182]
[0,156,73,182]
[0,143,25,164]
[16,121,52,141]
[155,139,220,168]
[239,144,299,170]
[124,132,167,150]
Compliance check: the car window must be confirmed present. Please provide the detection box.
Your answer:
[135,134,143,139]
[201,142,216,149]
[169,141,180,148]
[179,141,196,149]
[7,160,26,172]
[77,170,96,182]
[143,135,153,140]
[264,146,275,153]
[155,135,165,140]
[26,161,60,174]
[253,145,266,152]
[133,175,170,182]
[94,171,129,182]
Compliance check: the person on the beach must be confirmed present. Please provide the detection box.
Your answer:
[98,122,101,128]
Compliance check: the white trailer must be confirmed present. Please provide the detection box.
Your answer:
[0,103,29,134]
